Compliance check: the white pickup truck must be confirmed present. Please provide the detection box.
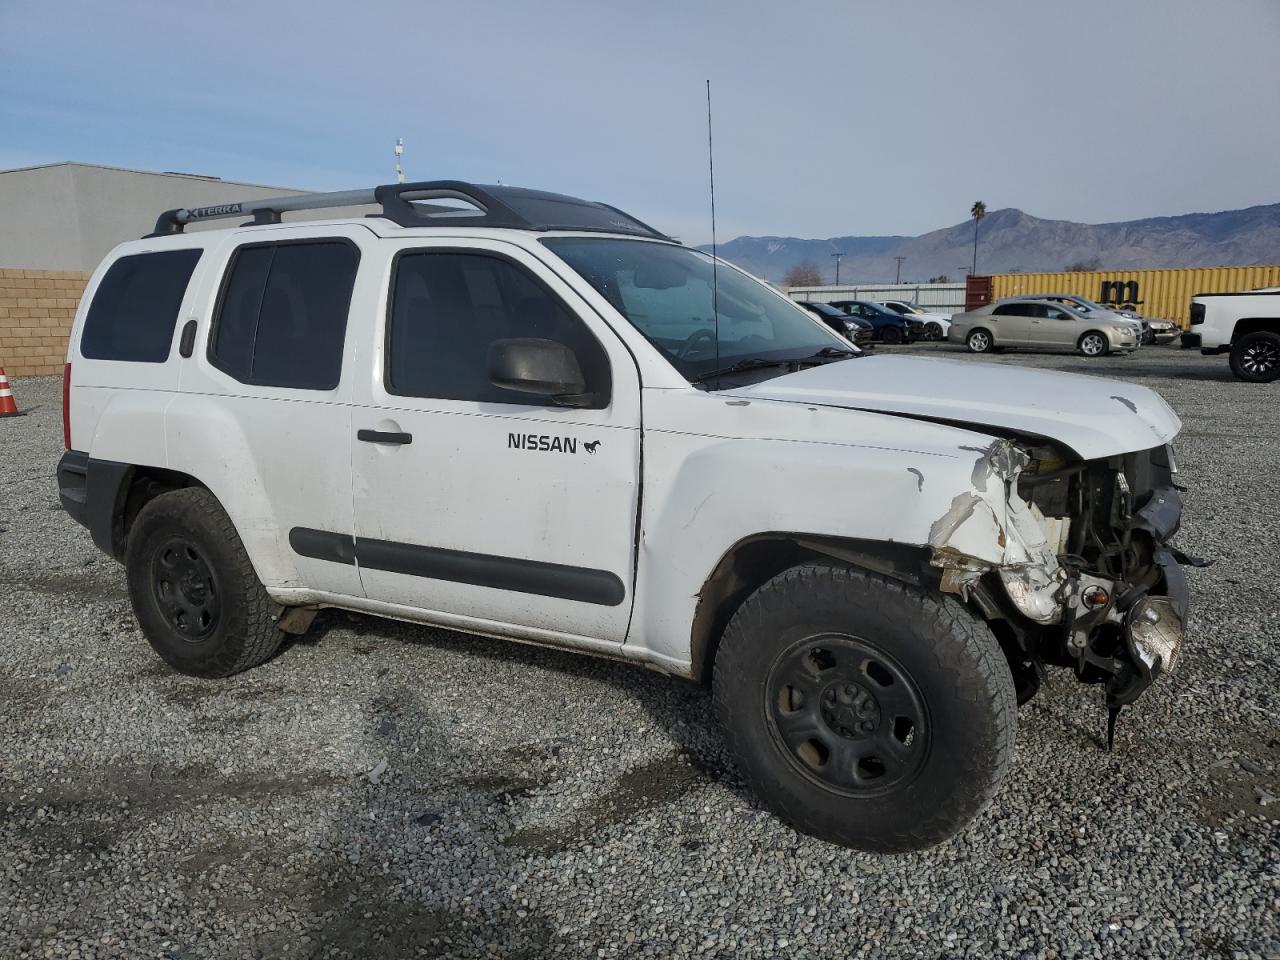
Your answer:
[1185,287,1280,382]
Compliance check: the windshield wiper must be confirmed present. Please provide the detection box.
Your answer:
[689,356,797,385]
[689,347,859,386]
[805,346,861,360]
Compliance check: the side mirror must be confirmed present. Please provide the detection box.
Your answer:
[488,338,592,407]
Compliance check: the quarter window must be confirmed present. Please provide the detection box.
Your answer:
[80,249,202,362]
[210,240,359,389]
[386,251,610,407]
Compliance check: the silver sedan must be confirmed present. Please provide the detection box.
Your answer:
[948,299,1140,356]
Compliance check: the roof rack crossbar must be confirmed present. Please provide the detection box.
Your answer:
[150,188,378,236]
[147,180,671,240]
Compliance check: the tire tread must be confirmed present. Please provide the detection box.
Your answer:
[712,562,1016,852]
[127,487,284,678]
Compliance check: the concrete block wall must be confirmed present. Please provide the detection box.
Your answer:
[0,269,90,377]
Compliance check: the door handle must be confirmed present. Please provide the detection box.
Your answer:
[357,429,413,445]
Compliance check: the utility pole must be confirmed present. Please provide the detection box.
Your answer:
[394,138,405,184]
[831,252,843,286]
[894,256,906,284]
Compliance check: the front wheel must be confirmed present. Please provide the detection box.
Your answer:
[966,329,993,353]
[1229,331,1280,382]
[126,487,287,678]
[1078,331,1109,357]
[925,322,944,341]
[712,564,1016,852]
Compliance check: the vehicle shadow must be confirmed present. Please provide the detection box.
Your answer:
[294,609,747,799]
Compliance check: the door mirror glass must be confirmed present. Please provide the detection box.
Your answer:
[488,338,591,406]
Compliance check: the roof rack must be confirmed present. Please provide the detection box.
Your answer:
[147,180,672,241]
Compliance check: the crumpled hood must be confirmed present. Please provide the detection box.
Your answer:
[724,354,1181,459]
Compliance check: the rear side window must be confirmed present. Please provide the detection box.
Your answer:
[210,240,359,390]
[992,303,1026,317]
[80,249,202,362]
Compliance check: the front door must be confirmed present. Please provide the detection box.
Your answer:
[349,240,641,644]
[1031,304,1077,348]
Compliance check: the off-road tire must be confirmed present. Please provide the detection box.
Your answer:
[712,563,1016,852]
[125,487,286,678]
[1077,331,1109,357]
[1229,330,1280,383]
[966,329,993,353]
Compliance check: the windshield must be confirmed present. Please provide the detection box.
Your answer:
[804,302,844,318]
[856,302,895,317]
[542,238,849,381]
[886,301,923,314]
[1043,296,1104,314]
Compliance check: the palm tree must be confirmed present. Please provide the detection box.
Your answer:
[970,201,987,274]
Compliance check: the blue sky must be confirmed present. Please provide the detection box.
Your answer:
[2,0,1278,244]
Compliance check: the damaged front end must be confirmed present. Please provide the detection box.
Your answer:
[929,438,1191,740]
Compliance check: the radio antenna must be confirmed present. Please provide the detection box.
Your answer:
[706,80,720,371]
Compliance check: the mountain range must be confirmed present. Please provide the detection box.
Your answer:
[698,203,1280,284]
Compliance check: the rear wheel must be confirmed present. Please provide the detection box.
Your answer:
[712,563,1016,852]
[125,488,286,678]
[966,329,993,353]
[1229,331,1280,382]
[881,326,903,344]
[1078,331,1109,357]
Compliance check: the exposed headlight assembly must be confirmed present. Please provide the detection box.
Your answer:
[998,566,1065,623]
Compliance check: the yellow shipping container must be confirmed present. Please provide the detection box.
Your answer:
[988,265,1280,329]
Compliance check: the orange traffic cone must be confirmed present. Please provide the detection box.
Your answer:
[0,368,20,417]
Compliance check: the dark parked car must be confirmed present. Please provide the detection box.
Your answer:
[798,301,875,346]
[828,300,921,343]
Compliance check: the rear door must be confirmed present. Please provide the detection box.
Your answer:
[989,303,1035,345]
[348,238,642,644]
[170,224,371,597]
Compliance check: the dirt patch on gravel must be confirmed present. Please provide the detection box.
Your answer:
[504,752,705,855]
[1199,725,1280,828]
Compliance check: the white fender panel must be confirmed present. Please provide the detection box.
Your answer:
[626,389,1018,669]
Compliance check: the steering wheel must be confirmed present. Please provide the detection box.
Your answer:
[678,328,719,360]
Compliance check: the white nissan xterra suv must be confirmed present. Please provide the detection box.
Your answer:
[58,181,1191,852]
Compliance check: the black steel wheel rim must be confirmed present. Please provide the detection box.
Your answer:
[765,634,930,796]
[1242,341,1279,375]
[151,537,220,642]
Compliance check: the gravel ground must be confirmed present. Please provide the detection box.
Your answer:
[1,344,1277,959]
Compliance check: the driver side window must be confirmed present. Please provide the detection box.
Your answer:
[386,250,611,407]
